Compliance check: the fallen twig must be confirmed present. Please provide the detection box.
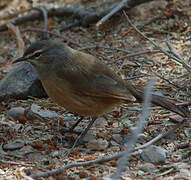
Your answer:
[33,6,48,39]
[96,0,128,28]
[0,160,34,167]
[114,78,153,179]
[166,36,191,72]
[134,119,186,151]
[79,45,131,53]
[123,11,191,73]
[30,117,186,179]
[119,49,160,59]
[0,0,154,32]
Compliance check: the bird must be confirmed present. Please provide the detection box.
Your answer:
[13,39,190,143]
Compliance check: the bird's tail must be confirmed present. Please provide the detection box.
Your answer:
[124,81,191,117]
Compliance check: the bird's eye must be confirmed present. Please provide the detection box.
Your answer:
[34,51,42,58]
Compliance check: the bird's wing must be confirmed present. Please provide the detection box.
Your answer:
[56,62,134,102]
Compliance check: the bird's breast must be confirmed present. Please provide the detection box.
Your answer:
[39,75,122,116]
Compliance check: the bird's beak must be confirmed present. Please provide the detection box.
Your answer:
[12,56,27,64]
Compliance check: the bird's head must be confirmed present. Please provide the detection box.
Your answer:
[13,39,70,74]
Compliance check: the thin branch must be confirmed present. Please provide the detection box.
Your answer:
[78,45,131,53]
[153,72,183,90]
[134,119,186,150]
[59,20,80,32]
[113,79,153,179]
[166,36,191,72]
[119,49,160,59]
[30,117,186,179]
[33,6,48,39]
[96,0,128,27]
[0,160,34,167]
[96,0,154,27]
[123,11,191,73]
[0,0,154,32]
[30,151,126,179]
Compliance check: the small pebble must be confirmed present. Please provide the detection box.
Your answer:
[51,151,60,158]
[94,117,107,128]
[111,134,123,144]
[87,138,108,150]
[8,107,25,120]
[30,103,60,118]
[0,56,6,64]
[3,140,25,151]
[139,162,158,174]
[141,145,167,163]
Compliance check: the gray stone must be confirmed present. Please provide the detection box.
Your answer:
[0,62,47,101]
[8,107,25,120]
[86,138,108,150]
[111,134,123,144]
[141,145,167,163]
[30,103,60,119]
[0,56,6,64]
[93,117,107,128]
[139,162,158,174]
[51,150,61,157]
[3,140,25,151]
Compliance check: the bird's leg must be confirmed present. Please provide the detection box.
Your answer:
[75,116,97,145]
[60,117,84,135]
[69,116,84,132]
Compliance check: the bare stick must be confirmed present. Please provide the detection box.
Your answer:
[79,45,131,53]
[113,79,153,179]
[119,49,160,59]
[33,6,48,39]
[134,119,186,150]
[30,117,185,179]
[96,0,128,27]
[0,1,154,32]
[96,0,154,27]
[166,36,191,72]
[123,11,191,73]
[0,160,34,167]
[30,151,126,179]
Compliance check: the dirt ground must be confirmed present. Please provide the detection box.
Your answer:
[0,0,191,179]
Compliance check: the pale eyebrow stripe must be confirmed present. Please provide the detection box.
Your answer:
[25,49,43,59]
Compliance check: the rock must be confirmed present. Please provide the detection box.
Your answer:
[177,169,191,178]
[139,162,158,174]
[93,117,107,128]
[51,150,61,158]
[30,103,60,119]
[111,134,123,145]
[141,145,167,164]
[137,133,150,143]
[174,162,191,170]
[86,138,108,150]
[3,140,25,151]
[8,107,25,120]
[0,62,47,101]
[83,133,96,142]
[111,127,121,134]
[131,0,168,20]
[0,56,6,64]
[18,145,34,155]
[102,177,113,180]
[184,128,191,138]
